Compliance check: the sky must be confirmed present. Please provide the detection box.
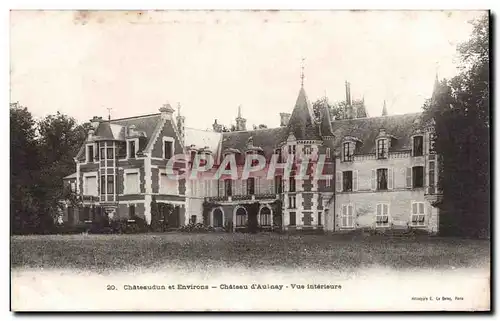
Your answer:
[10,10,485,130]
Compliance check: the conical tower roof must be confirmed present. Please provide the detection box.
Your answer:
[287,87,321,140]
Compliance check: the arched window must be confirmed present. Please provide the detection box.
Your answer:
[259,206,272,226]
[213,208,224,228]
[235,207,247,227]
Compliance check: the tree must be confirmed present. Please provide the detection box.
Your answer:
[10,103,41,234]
[425,14,490,238]
[36,112,89,224]
[312,97,344,122]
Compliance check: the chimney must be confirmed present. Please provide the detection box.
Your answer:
[212,119,223,132]
[280,113,291,126]
[176,103,185,145]
[345,81,353,119]
[235,105,247,131]
[90,116,103,129]
[159,103,175,119]
[87,129,95,141]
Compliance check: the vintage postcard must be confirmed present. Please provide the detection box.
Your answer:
[10,10,490,311]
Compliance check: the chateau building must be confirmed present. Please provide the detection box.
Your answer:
[63,77,442,233]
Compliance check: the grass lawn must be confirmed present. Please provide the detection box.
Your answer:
[11,232,490,273]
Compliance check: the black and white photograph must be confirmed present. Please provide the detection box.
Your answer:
[9,10,490,311]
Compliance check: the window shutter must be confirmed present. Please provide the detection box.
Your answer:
[388,168,393,189]
[424,132,429,155]
[406,168,412,188]
[353,170,359,191]
[383,204,388,216]
[412,203,417,214]
[411,136,414,156]
[371,169,376,190]
[242,179,247,195]
[336,171,342,192]
[419,202,424,214]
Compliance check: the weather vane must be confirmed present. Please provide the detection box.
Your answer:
[107,107,112,121]
[300,57,305,87]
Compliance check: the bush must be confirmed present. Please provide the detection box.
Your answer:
[179,222,214,233]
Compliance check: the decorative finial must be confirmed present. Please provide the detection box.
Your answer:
[300,57,305,87]
[106,107,112,121]
[177,102,181,116]
[382,100,388,116]
[237,105,242,118]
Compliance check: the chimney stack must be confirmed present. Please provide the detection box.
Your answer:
[90,116,103,129]
[235,105,247,131]
[279,113,291,126]
[345,81,354,119]
[212,119,223,132]
[159,103,175,119]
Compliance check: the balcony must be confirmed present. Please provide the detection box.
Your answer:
[207,193,277,203]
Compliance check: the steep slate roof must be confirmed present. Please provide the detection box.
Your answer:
[185,127,222,155]
[221,127,289,159]
[92,113,162,150]
[286,87,321,140]
[330,112,424,154]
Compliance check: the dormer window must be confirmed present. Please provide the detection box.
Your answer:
[413,135,423,157]
[274,148,282,163]
[304,146,312,155]
[377,139,388,159]
[288,145,296,155]
[342,142,354,162]
[127,139,137,159]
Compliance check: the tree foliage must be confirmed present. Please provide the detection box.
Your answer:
[10,105,88,234]
[424,14,490,238]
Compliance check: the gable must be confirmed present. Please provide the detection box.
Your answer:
[150,118,183,158]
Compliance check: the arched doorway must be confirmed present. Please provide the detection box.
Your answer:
[212,207,224,228]
[259,206,272,227]
[234,206,247,228]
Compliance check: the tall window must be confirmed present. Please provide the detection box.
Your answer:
[275,175,283,194]
[343,171,353,192]
[377,139,388,159]
[341,204,354,228]
[84,176,97,196]
[288,145,296,155]
[304,146,311,155]
[106,147,114,160]
[235,207,246,227]
[87,145,94,163]
[247,177,255,195]
[100,147,105,160]
[376,203,389,227]
[289,212,296,226]
[412,166,424,188]
[224,179,232,197]
[100,175,106,194]
[413,136,423,156]
[289,175,296,192]
[411,202,425,227]
[318,212,322,226]
[288,196,296,209]
[325,147,331,160]
[125,172,139,194]
[377,168,388,190]
[429,161,435,189]
[128,140,136,158]
[164,141,173,160]
[107,175,114,194]
[260,207,272,226]
[343,142,354,162]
